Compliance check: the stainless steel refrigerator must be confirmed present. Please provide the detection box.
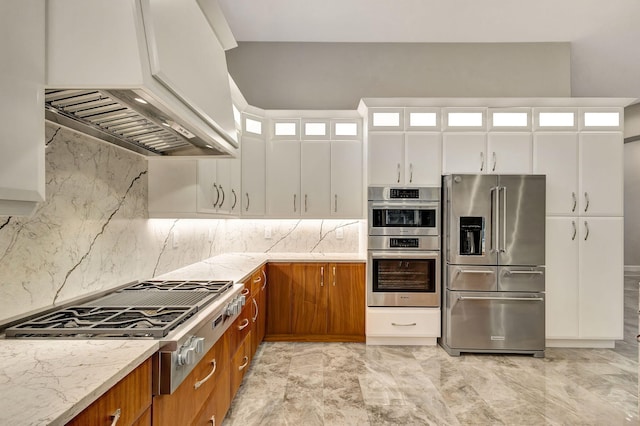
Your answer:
[440,174,546,357]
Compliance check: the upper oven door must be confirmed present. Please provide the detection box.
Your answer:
[368,201,439,236]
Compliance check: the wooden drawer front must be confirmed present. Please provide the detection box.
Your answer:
[131,407,151,426]
[191,367,231,426]
[240,282,252,300]
[230,332,252,399]
[153,334,228,426]
[366,308,441,337]
[229,302,252,354]
[66,359,151,426]
[250,268,264,294]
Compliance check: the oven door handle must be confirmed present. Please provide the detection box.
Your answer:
[369,251,440,260]
[369,201,440,209]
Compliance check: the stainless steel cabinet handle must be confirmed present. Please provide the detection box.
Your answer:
[237,318,249,330]
[238,355,249,371]
[571,192,577,212]
[334,194,338,213]
[490,186,498,253]
[332,266,336,286]
[231,189,237,210]
[584,192,590,212]
[584,220,590,241]
[194,359,217,389]
[392,322,417,326]
[245,193,250,212]
[320,266,324,287]
[305,194,308,212]
[505,270,544,275]
[459,269,495,274]
[261,269,267,290]
[212,183,220,207]
[460,296,544,302]
[252,298,258,322]
[219,185,225,208]
[409,163,413,183]
[500,186,507,253]
[110,409,121,426]
[571,220,577,241]
[480,151,485,172]
[396,163,401,183]
[492,152,497,172]
[293,194,297,212]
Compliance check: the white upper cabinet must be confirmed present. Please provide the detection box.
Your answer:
[331,140,363,218]
[368,133,405,185]
[405,133,442,185]
[197,158,240,215]
[301,142,331,217]
[241,135,266,216]
[0,1,45,215]
[486,133,532,174]
[266,140,301,217]
[442,133,487,174]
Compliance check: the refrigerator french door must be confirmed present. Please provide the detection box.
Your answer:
[441,174,546,357]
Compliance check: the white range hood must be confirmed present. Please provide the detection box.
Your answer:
[46,0,239,157]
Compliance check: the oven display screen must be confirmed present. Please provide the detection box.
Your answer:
[390,188,420,199]
[372,258,436,292]
[389,238,420,248]
[372,208,436,228]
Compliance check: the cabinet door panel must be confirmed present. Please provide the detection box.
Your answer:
[291,263,328,335]
[301,141,331,217]
[197,159,218,214]
[266,264,293,335]
[579,132,623,216]
[241,136,266,216]
[405,133,441,185]
[214,160,231,214]
[545,217,579,339]
[327,263,365,337]
[267,140,301,217]
[487,133,532,174]
[331,140,363,217]
[442,133,487,174]
[533,133,578,216]
[368,133,404,185]
[579,217,624,339]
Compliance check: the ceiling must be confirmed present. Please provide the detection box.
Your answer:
[218,0,640,103]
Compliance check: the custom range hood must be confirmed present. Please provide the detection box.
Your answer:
[45,0,239,157]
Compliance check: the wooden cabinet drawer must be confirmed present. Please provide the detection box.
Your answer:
[66,359,151,426]
[131,407,151,426]
[366,308,440,337]
[229,302,252,355]
[230,332,252,399]
[191,366,231,426]
[250,267,266,294]
[153,334,228,426]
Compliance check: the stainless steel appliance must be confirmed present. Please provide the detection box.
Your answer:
[440,174,546,357]
[5,279,245,394]
[367,187,441,307]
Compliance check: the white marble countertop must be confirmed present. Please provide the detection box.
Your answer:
[0,252,363,426]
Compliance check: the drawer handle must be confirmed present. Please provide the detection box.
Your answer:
[252,298,259,322]
[208,415,216,425]
[391,322,417,327]
[505,270,544,275]
[194,359,217,389]
[459,296,544,302]
[237,318,250,330]
[110,408,121,426]
[253,275,261,283]
[241,288,250,296]
[239,355,249,371]
[261,270,267,290]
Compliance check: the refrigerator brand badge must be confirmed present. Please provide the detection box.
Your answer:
[490,336,505,341]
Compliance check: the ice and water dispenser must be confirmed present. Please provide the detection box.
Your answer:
[459,217,484,255]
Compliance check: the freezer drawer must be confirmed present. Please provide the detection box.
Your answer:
[443,290,545,354]
[447,265,497,291]
[498,266,545,292]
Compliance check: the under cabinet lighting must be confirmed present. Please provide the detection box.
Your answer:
[134,97,148,104]
[409,112,437,127]
[335,122,358,136]
[584,112,619,127]
[304,122,327,136]
[274,122,297,136]
[492,112,528,127]
[448,112,483,127]
[245,118,262,135]
[539,112,574,127]
[372,112,400,127]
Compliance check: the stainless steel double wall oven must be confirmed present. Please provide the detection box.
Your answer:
[367,187,441,307]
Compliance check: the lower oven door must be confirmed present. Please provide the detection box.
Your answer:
[367,251,441,307]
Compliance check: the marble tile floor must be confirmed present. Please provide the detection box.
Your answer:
[223,277,639,426]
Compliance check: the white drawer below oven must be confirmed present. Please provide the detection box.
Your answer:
[366,307,440,338]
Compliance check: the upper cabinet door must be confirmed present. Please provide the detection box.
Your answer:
[578,132,623,217]
[487,133,532,174]
[442,133,487,174]
[533,133,578,216]
[331,140,363,218]
[368,133,404,185]
[141,0,236,140]
[405,133,441,186]
[301,141,331,217]
[267,140,301,217]
[241,136,266,216]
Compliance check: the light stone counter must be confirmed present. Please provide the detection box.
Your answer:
[0,339,158,426]
[0,252,363,426]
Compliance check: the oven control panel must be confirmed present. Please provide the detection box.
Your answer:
[389,238,420,248]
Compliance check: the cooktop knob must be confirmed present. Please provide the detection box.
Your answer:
[192,337,205,354]
[177,345,196,366]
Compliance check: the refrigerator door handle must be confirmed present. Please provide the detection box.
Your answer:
[459,296,545,302]
[505,270,544,275]
[500,186,507,253]
[490,186,499,253]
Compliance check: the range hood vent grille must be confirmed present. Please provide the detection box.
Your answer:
[45,89,227,156]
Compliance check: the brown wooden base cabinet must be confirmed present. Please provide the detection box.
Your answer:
[265,262,365,342]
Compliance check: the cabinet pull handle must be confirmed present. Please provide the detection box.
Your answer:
[460,296,544,302]
[252,298,258,322]
[219,185,225,208]
[505,270,544,275]
[253,275,261,283]
[334,194,338,213]
[332,266,336,286]
[261,269,267,290]
[584,221,590,241]
[245,193,250,212]
[293,194,297,212]
[305,194,308,212]
[237,318,250,330]
[110,408,121,426]
[500,186,507,253]
[571,220,577,241]
[396,163,401,183]
[392,322,416,327]
[241,287,250,296]
[480,152,484,172]
[571,192,577,212]
[409,163,413,183]
[492,152,496,172]
[239,355,249,371]
[212,183,220,207]
[231,189,237,210]
[584,192,590,212]
[320,266,324,287]
[208,415,216,425]
[194,359,217,389]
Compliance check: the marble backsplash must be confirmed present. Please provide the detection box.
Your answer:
[0,124,361,325]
